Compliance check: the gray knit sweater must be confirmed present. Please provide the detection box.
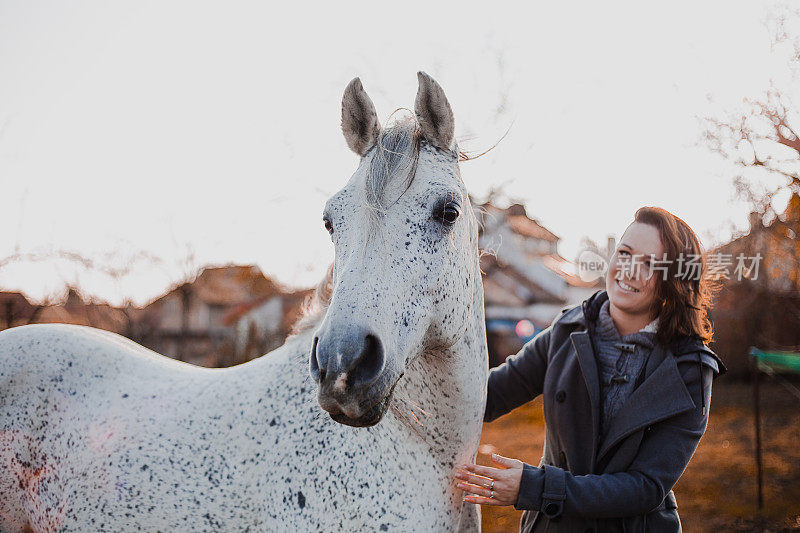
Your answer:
[592,299,659,442]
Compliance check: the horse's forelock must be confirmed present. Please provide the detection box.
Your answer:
[364,115,422,213]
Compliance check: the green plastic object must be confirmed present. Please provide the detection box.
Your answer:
[749,347,800,374]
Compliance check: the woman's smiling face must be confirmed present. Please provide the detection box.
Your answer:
[606,221,665,317]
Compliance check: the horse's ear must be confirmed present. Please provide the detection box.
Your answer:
[414,71,455,151]
[341,77,381,156]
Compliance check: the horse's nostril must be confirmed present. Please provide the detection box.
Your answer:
[349,333,384,386]
[364,334,380,362]
[310,336,322,382]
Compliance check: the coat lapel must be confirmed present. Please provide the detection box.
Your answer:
[570,331,601,469]
[595,342,696,463]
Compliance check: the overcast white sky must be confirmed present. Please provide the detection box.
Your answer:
[0,1,796,305]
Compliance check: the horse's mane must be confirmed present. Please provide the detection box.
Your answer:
[288,262,334,338]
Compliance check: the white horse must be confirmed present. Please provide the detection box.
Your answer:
[0,72,487,532]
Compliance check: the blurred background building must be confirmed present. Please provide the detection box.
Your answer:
[0,265,312,368]
[475,201,603,366]
[709,192,800,378]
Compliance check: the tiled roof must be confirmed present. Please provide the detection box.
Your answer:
[480,254,563,304]
[192,265,279,305]
[35,301,129,333]
[222,288,314,327]
[146,264,280,308]
[506,215,559,243]
[542,254,601,288]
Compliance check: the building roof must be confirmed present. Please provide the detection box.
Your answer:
[34,295,130,333]
[222,287,314,327]
[542,254,601,288]
[192,265,279,305]
[0,290,39,325]
[476,201,560,243]
[0,291,35,312]
[506,215,560,243]
[712,193,800,292]
[146,264,281,308]
[476,200,601,307]
[480,253,564,305]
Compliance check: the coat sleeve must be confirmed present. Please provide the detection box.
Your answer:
[512,357,716,519]
[484,325,552,424]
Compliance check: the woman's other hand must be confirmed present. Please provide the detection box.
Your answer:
[455,453,523,506]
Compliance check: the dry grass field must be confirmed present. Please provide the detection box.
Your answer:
[477,379,800,532]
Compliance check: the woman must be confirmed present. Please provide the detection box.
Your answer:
[455,206,727,532]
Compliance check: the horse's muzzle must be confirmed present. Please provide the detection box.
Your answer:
[311,324,394,425]
[329,392,392,427]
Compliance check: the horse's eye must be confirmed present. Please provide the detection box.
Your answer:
[437,203,460,225]
[323,217,333,234]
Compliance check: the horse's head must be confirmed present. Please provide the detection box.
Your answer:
[310,72,479,427]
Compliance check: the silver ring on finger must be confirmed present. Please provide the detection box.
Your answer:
[490,479,494,491]
[490,489,494,499]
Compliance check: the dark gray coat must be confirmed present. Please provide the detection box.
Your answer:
[484,289,727,532]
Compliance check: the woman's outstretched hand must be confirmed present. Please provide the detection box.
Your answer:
[455,453,524,506]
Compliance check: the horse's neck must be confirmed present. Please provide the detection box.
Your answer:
[388,258,488,462]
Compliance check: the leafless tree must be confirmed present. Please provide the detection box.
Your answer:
[700,5,800,368]
[700,5,800,290]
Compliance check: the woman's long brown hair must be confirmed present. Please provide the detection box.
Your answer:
[633,206,720,346]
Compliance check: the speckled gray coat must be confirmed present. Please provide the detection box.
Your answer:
[484,289,727,532]
[0,73,488,533]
